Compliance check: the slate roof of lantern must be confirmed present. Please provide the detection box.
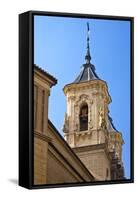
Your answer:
[73,63,100,83]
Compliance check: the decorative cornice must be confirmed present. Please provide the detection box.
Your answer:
[73,143,107,152]
[34,131,52,143]
[64,79,111,104]
[34,64,57,85]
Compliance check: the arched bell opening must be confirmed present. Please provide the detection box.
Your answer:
[79,103,88,131]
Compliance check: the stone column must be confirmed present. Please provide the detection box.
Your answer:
[93,94,98,129]
[42,88,50,136]
[36,87,43,133]
[34,85,38,130]
[88,100,93,130]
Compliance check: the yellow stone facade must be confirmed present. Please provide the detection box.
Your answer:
[34,65,95,185]
[34,66,54,185]
[63,78,124,180]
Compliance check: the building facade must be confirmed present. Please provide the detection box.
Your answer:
[63,23,125,180]
[34,65,94,185]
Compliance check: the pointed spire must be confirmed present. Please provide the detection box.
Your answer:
[72,22,100,83]
[85,22,91,64]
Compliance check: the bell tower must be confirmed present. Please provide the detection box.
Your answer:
[63,23,124,181]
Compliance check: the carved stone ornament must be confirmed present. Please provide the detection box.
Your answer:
[74,123,79,132]
[68,96,75,101]
[98,107,107,129]
[63,113,69,133]
[79,94,89,101]
[89,120,93,129]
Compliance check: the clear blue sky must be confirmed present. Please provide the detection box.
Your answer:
[34,15,131,179]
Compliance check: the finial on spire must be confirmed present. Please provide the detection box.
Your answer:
[85,22,91,64]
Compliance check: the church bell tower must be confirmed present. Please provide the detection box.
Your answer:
[63,23,124,181]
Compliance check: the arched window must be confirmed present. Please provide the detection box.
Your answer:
[79,103,88,131]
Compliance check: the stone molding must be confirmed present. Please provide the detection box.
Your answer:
[34,131,52,143]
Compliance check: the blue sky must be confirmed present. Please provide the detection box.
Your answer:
[34,15,131,179]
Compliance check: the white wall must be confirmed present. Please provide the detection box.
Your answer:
[0,0,136,199]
